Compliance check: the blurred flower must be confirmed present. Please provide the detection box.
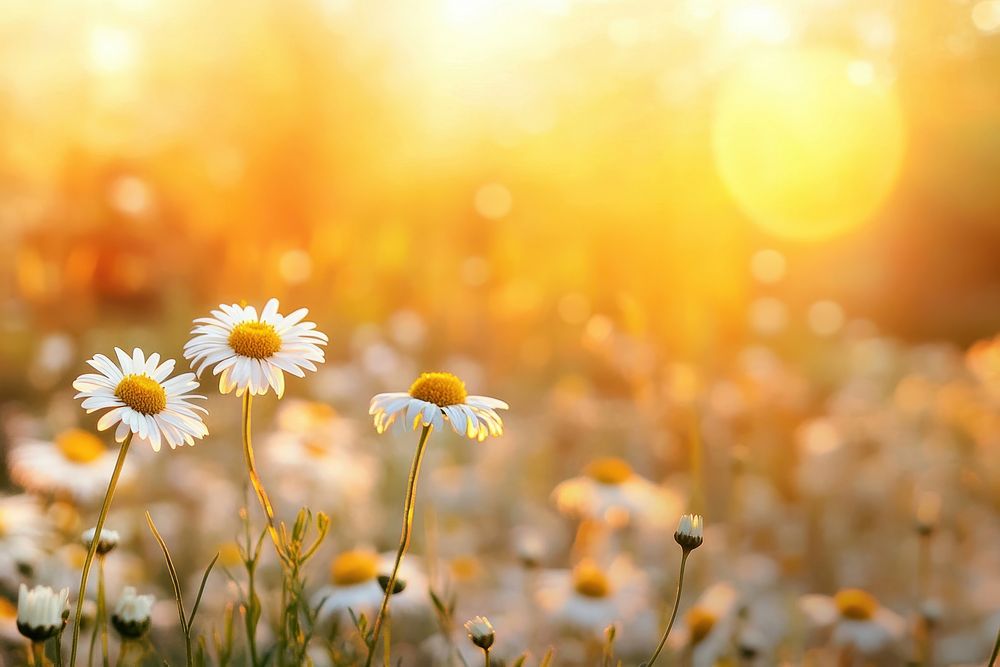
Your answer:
[667,583,740,667]
[8,429,123,504]
[16,584,68,642]
[799,589,905,654]
[312,549,428,622]
[537,558,648,634]
[0,595,20,643]
[551,458,682,528]
[369,372,508,441]
[0,495,52,585]
[81,526,120,556]
[111,586,154,639]
[184,298,328,397]
[73,347,208,452]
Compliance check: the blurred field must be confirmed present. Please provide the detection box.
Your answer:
[2,0,1000,665]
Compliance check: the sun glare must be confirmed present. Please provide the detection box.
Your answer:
[712,48,906,241]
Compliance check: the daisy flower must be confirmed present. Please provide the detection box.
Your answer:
[536,557,649,635]
[0,495,53,587]
[73,347,208,452]
[799,588,905,655]
[183,298,328,397]
[369,371,508,440]
[8,428,124,504]
[661,583,742,667]
[311,549,428,623]
[551,457,683,528]
[17,584,69,642]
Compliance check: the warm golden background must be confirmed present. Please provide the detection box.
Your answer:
[3,0,1000,386]
[4,1,1000,664]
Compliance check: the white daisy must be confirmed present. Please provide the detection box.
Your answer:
[311,549,428,623]
[551,457,684,528]
[111,586,154,639]
[8,429,124,504]
[0,495,53,587]
[666,582,741,667]
[73,348,208,452]
[17,584,69,641]
[536,557,648,635]
[799,589,905,655]
[369,372,508,441]
[183,298,328,397]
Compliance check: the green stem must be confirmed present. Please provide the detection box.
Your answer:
[644,549,691,667]
[363,424,433,667]
[484,648,491,667]
[99,556,110,667]
[32,641,47,667]
[241,393,282,556]
[70,433,133,666]
[988,620,1000,667]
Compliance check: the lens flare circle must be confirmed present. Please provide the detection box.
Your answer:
[712,49,905,241]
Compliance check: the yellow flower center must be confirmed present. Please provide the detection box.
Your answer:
[835,589,878,621]
[302,439,329,458]
[584,457,633,485]
[115,374,167,415]
[0,597,15,619]
[228,321,282,359]
[572,561,611,598]
[685,607,718,644]
[408,372,468,407]
[218,542,244,568]
[55,428,107,463]
[449,556,482,582]
[331,550,379,586]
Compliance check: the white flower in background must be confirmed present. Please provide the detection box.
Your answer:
[369,372,508,441]
[799,589,905,655]
[111,587,154,639]
[0,495,53,586]
[667,582,740,667]
[184,298,327,397]
[81,526,120,555]
[536,558,648,635]
[551,457,683,528]
[311,549,427,622]
[73,348,208,452]
[8,429,123,504]
[17,584,69,641]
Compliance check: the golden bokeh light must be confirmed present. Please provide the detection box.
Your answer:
[713,48,906,242]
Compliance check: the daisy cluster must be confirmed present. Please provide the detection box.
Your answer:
[1,301,1000,667]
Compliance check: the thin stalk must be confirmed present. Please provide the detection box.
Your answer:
[32,641,46,667]
[99,555,110,667]
[484,648,491,667]
[241,393,282,555]
[363,424,433,667]
[644,550,691,667]
[988,621,1000,667]
[70,433,133,666]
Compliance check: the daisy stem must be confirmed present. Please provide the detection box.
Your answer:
[364,424,433,667]
[241,393,282,556]
[484,648,491,667]
[69,432,133,667]
[32,641,46,666]
[644,549,691,667]
[988,621,1000,667]
[99,555,110,667]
